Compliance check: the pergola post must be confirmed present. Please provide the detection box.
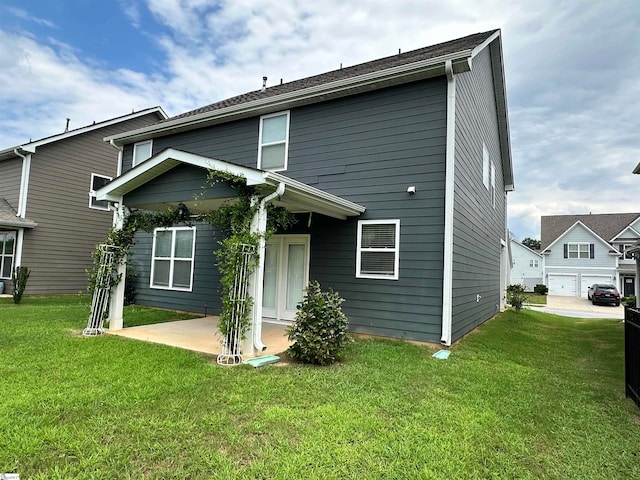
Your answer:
[108,202,127,330]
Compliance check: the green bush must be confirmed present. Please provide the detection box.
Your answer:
[533,284,548,295]
[11,266,31,305]
[506,284,529,313]
[287,280,352,365]
[622,295,636,308]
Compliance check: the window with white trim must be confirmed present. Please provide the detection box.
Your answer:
[490,161,496,208]
[529,259,539,268]
[89,173,112,210]
[150,227,196,291]
[567,242,590,259]
[482,143,490,189]
[133,140,153,167]
[0,231,16,279]
[258,111,290,171]
[356,220,400,280]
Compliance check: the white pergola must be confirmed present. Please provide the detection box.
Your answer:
[96,148,365,356]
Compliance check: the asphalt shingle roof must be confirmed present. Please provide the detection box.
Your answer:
[0,198,37,228]
[541,213,640,250]
[166,30,498,122]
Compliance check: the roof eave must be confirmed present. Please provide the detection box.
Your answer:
[104,52,475,146]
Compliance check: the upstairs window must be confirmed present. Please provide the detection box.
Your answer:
[0,231,16,279]
[356,220,400,280]
[150,227,196,291]
[529,259,539,268]
[565,242,592,259]
[89,173,112,210]
[490,162,496,208]
[482,143,490,189]
[258,111,290,171]
[133,140,153,167]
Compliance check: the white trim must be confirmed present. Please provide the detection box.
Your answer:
[257,111,290,172]
[441,59,456,346]
[545,266,617,271]
[567,241,590,259]
[132,139,153,167]
[544,220,619,254]
[89,173,113,210]
[16,151,31,218]
[471,30,501,58]
[150,226,196,291]
[609,221,640,242]
[0,230,16,279]
[490,161,496,208]
[547,272,578,296]
[482,143,490,189]
[14,228,24,268]
[355,219,400,280]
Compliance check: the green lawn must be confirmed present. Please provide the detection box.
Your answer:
[525,293,548,305]
[1,296,638,479]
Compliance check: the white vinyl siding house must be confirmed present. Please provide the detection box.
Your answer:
[509,239,542,291]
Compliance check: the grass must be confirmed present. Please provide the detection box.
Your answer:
[1,297,639,479]
[525,293,548,305]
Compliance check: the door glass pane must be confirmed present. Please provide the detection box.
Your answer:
[262,114,287,143]
[261,144,285,170]
[152,259,170,286]
[174,230,194,258]
[1,257,12,278]
[286,244,305,310]
[155,231,172,257]
[172,260,192,288]
[263,243,278,309]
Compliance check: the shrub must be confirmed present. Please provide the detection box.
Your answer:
[506,284,529,313]
[622,295,636,308]
[533,284,548,295]
[11,266,31,305]
[287,280,352,365]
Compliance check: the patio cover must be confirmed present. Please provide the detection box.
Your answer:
[0,198,37,229]
[96,148,366,220]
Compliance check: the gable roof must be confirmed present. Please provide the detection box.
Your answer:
[541,213,640,250]
[542,220,622,256]
[0,107,167,162]
[510,239,542,257]
[103,30,512,189]
[0,198,36,228]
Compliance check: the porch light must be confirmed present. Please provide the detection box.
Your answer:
[177,202,190,222]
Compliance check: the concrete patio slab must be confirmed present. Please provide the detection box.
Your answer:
[107,316,291,357]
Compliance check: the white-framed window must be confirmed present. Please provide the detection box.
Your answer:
[89,173,112,210]
[619,244,635,260]
[0,231,16,279]
[529,259,539,268]
[490,161,496,208]
[567,242,590,259]
[133,140,153,167]
[356,220,400,280]
[258,111,290,171]
[150,226,196,291]
[482,143,490,189]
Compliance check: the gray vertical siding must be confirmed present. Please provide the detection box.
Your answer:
[20,113,163,294]
[451,47,507,340]
[0,157,23,208]
[124,79,449,342]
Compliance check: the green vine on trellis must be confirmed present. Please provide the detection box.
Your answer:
[87,169,296,342]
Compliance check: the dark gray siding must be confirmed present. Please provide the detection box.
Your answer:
[129,222,222,314]
[451,47,507,340]
[0,157,23,208]
[124,79,448,342]
[21,113,163,294]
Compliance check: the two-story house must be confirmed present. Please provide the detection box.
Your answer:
[97,30,514,352]
[509,239,542,291]
[0,108,166,295]
[541,213,640,298]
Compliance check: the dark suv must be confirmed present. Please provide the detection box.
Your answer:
[587,284,621,306]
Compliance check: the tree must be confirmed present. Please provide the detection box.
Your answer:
[522,237,541,250]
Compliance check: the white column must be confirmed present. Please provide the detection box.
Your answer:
[108,202,127,330]
[245,197,267,356]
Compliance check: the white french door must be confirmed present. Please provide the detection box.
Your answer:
[262,235,310,323]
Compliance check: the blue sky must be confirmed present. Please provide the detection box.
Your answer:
[1,0,639,241]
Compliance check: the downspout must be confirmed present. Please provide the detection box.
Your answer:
[14,148,32,218]
[109,139,124,177]
[441,60,456,346]
[251,182,286,352]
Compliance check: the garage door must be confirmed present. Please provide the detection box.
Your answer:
[581,275,612,298]
[548,274,577,296]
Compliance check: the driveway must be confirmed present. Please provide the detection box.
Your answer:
[528,295,624,319]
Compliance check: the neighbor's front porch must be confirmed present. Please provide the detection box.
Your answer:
[107,316,291,357]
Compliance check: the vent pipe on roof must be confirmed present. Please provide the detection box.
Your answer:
[261,76,267,92]
[65,118,70,132]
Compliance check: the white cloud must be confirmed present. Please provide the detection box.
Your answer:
[5,7,56,28]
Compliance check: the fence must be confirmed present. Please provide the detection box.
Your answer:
[625,306,640,408]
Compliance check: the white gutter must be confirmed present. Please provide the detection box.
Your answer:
[14,148,32,218]
[441,60,456,346]
[110,139,124,177]
[251,182,286,352]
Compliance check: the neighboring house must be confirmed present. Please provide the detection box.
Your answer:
[97,30,514,350]
[540,213,640,298]
[0,108,167,294]
[509,239,542,290]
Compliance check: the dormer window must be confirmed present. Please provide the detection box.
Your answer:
[133,140,153,167]
[258,111,289,171]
